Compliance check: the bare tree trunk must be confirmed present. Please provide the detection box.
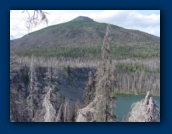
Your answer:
[76,25,117,122]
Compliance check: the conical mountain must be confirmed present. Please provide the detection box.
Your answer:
[10,16,160,59]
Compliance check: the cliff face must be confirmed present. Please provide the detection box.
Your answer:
[10,65,94,122]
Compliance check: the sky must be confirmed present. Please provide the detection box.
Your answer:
[10,10,160,39]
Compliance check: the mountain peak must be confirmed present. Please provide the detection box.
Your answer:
[72,16,94,22]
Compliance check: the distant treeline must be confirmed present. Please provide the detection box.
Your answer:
[11,43,160,60]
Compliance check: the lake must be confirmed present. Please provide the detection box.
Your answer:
[114,94,160,122]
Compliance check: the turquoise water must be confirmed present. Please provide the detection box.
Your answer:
[114,94,160,122]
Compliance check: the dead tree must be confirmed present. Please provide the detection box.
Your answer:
[83,71,96,105]
[127,91,160,122]
[26,55,35,121]
[76,25,117,122]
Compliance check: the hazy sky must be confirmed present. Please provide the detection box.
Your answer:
[10,10,160,39]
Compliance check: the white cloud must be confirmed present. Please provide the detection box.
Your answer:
[10,10,160,39]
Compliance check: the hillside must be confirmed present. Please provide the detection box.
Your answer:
[10,16,160,59]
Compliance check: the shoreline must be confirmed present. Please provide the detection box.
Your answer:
[115,91,160,97]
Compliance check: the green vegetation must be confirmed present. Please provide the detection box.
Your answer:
[11,43,159,60]
[114,88,160,96]
[111,43,160,59]
[114,61,160,96]
[64,65,71,77]
[114,89,136,95]
[29,21,108,36]
[116,63,153,73]
[11,17,159,61]
[52,86,60,92]
[23,66,29,83]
